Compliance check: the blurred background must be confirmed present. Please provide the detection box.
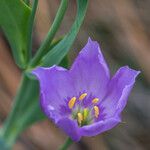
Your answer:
[0,0,150,149]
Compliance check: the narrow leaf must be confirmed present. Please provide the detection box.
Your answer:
[30,0,68,67]
[41,0,88,66]
[0,0,31,68]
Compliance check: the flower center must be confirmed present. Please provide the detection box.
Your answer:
[68,93,100,126]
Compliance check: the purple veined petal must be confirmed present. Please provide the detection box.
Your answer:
[32,66,77,122]
[101,66,140,118]
[70,38,110,99]
[80,115,121,137]
[32,37,140,142]
[57,118,81,141]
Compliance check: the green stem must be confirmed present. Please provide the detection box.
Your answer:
[0,75,29,147]
[30,0,68,68]
[0,72,45,149]
[59,138,73,150]
[27,0,38,61]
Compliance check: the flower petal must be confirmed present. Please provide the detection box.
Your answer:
[101,66,140,118]
[32,66,76,122]
[57,118,81,141]
[70,38,110,99]
[81,115,120,136]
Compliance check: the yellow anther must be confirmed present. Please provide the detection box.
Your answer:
[77,113,83,125]
[79,93,87,101]
[94,106,99,118]
[68,97,76,109]
[83,108,89,120]
[92,98,99,104]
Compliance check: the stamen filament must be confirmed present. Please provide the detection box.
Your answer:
[79,93,87,101]
[68,97,76,109]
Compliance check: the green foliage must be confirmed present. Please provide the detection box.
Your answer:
[0,138,10,150]
[0,74,45,148]
[42,0,88,66]
[0,0,31,68]
[24,0,88,128]
[0,0,88,149]
[30,0,68,67]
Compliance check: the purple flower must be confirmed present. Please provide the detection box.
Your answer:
[32,38,140,141]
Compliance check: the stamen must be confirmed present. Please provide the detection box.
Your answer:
[77,113,83,125]
[94,106,99,118]
[92,98,99,104]
[68,97,76,109]
[83,108,88,120]
[79,93,87,101]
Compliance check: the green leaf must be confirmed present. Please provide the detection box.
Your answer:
[24,0,30,6]
[27,0,38,59]
[0,0,31,69]
[0,1,88,147]
[30,0,68,68]
[41,0,88,66]
[60,55,69,68]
